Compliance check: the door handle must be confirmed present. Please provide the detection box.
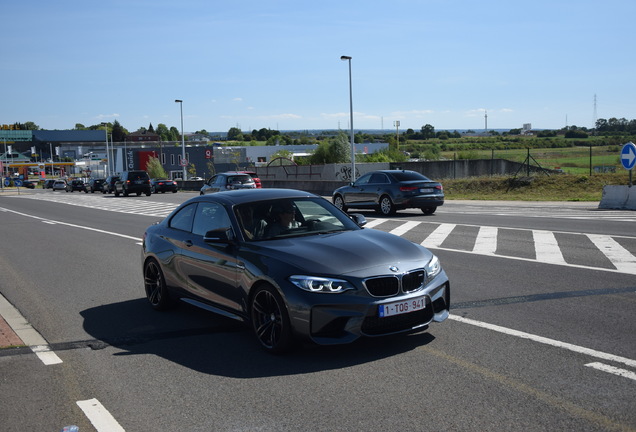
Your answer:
[184,240,193,247]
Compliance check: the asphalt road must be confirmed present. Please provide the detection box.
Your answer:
[1,189,635,431]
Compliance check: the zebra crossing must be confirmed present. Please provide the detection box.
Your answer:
[10,192,178,218]
[366,218,636,275]
[9,192,636,275]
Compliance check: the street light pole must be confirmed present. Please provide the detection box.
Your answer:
[101,122,109,177]
[340,55,356,182]
[394,120,400,152]
[175,99,186,181]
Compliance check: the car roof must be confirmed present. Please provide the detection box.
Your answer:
[218,171,252,176]
[187,188,318,206]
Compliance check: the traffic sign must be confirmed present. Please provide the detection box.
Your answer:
[14,179,23,187]
[621,142,636,170]
[179,159,188,167]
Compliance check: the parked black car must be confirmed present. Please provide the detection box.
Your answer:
[150,178,178,194]
[141,189,450,353]
[102,176,119,194]
[87,178,106,193]
[115,170,151,197]
[333,170,444,215]
[43,179,56,189]
[66,179,88,193]
[21,180,36,189]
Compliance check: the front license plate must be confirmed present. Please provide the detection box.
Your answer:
[379,296,426,318]
[419,188,433,193]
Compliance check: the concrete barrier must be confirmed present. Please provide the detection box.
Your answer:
[599,185,636,210]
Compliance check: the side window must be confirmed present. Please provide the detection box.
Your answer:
[370,173,388,184]
[169,203,196,232]
[192,202,232,236]
[354,173,371,186]
[208,175,217,186]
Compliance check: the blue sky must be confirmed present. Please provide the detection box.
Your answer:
[3,0,634,133]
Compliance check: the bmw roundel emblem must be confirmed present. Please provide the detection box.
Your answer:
[389,266,399,273]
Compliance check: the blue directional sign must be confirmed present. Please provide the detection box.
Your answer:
[14,179,23,187]
[621,142,636,170]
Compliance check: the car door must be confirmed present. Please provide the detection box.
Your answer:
[178,201,244,313]
[202,175,222,194]
[367,172,390,205]
[344,173,372,205]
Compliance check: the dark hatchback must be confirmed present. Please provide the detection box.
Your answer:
[141,189,450,353]
[333,170,444,216]
[87,178,106,193]
[150,178,178,193]
[66,179,87,193]
[102,175,119,194]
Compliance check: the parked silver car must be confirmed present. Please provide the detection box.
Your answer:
[200,172,256,195]
[52,180,67,191]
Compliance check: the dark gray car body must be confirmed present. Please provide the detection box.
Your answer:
[333,169,445,215]
[142,189,450,350]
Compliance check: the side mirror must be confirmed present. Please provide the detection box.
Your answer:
[204,227,235,244]
[349,213,367,227]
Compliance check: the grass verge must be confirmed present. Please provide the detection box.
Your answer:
[443,172,632,201]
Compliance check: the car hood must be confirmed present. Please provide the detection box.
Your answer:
[246,228,432,277]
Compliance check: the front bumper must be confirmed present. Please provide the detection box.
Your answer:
[285,271,450,345]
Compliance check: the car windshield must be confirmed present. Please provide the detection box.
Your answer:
[235,198,359,241]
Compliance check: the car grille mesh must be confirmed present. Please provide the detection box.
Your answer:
[364,270,425,297]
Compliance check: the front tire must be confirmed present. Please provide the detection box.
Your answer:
[143,259,173,310]
[378,195,396,216]
[250,285,293,354]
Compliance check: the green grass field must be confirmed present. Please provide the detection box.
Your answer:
[441,146,623,175]
[442,172,631,201]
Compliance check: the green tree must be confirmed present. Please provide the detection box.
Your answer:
[146,156,167,179]
[111,120,128,142]
[169,127,181,142]
[188,163,197,178]
[227,127,244,141]
[421,124,435,140]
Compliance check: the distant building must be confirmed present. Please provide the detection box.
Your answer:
[126,129,160,142]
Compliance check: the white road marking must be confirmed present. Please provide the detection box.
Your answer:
[422,223,456,248]
[389,221,420,236]
[533,229,566,264]
[76,399,126,432]
[449,315,636,369]
[0,292,62,365]
[364,218,386,228]
[587,234,636,273]
[585,362,636,381]
[473,226,498,254]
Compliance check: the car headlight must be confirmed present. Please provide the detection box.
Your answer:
[289,275,354,293]
[425,254,442,284]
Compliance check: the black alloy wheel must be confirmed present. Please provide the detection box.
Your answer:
[250,285,293,353]
[144,259,173,310]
